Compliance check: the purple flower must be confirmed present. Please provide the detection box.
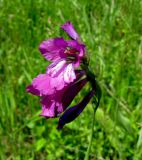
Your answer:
[26,21,96,128]
[27,70,87,118]
[40,77,87,118]
[39,22,85,86]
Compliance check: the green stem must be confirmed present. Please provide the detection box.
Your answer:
[82,62,101,160]
[84,102,98,160]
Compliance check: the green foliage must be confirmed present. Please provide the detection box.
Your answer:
[0,0,142,159]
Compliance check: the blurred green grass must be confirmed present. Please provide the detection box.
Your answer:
[0,0,142,159]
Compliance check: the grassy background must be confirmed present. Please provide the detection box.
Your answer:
[0,0,142,159]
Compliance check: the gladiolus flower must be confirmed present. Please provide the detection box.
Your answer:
[26,21,97,128]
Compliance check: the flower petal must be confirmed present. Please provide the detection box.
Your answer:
[39,38,67,61]
[46,59,66,77]
[40,70,86,119]
[50,72,66,90]
[26,85,40,96]
[57,90,95,129]
[61,21,80,40]
[67,40,86,57]
[62,78,87,109]
[40,96,56,118]
[63,64,76,83]
[28,74,55,96]
[66,40,86,67]
[40,93,64,118]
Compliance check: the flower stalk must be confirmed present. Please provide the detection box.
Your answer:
[82,60,102,160]
[84,102,96,160]
[84,80,101,160]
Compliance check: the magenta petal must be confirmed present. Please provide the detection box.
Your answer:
[61,21,80,40]
[66,40,81,49]
[41,100,63,118]
[57,90,95,129]
[40,70,86,119]
[26,85,40,96]
[39,38,67,62]
[78,44,86,57]
[40,92,64,118]
[67,40,86,61]
[30,74,55,96]
[50,72,66,90]
[40,99,56,118]
[27,73,66,97]
[63,64,76,83]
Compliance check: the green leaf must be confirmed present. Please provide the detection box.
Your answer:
[35,138,46,151]
[137,128,142,149]
[117,110,133,134]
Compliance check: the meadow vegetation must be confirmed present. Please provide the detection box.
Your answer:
[0,0,142,159]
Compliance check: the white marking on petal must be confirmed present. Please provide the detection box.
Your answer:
[47,59,66,77]
[63,64,76,83]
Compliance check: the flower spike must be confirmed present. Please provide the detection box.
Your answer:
[26,21,101,129]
